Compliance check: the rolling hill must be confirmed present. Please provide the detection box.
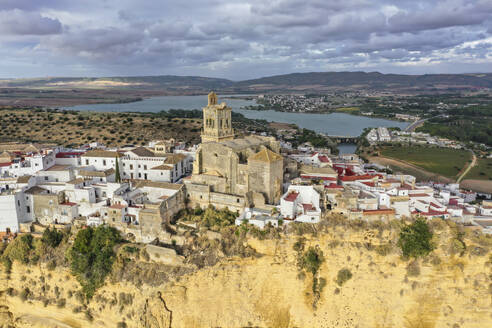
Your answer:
[1,71,492,94]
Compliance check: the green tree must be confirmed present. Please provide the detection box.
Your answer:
[41,227,64,248]
[68,226,122,299]
[300,246,324,275]
[114,157,121,183]
[398,218,434,258]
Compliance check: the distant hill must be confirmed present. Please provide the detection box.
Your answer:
[235,72,492,92]
[2,72,492,93]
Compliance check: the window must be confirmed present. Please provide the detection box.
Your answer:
[17,200,20,207]
[103,160,107,166]
[130,164,133,170]
[44,176,48,181]
[85,159,89,165]
[138,173,141,178]
[138,165,141,168]
[144,165,147,170]
[122,163,125,167]
[26,206,30,213]
[237,198,240,203]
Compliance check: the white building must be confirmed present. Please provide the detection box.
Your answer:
[280,185,321,223]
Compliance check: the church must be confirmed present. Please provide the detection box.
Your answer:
[185,92,284,211]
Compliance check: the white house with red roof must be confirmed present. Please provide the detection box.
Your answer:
[280,185,321,223]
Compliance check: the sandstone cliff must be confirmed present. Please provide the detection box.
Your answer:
[0,220,491,328]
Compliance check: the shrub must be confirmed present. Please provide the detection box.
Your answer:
[47,260,57,271]
[68,226,122,299]
[299,246,324,275]
[57,298,66,308]
[406,260,420,277]
[20,288,31,301]
[397,218,434,258]
[41,227,64,248]
[336,268,353,286]
[375,244,393,256]
[3,234,34,264]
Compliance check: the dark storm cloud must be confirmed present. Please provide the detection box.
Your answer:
[1,0,492,78]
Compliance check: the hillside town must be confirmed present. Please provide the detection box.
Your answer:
[1,93,492,245]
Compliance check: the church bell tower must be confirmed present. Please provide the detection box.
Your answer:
[201,91,235,143]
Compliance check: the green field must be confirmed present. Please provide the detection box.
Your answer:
[466,158,492,180]
[380,146,472,179]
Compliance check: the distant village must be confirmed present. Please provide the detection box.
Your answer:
[366,127,466,149]
[1,93,492,245]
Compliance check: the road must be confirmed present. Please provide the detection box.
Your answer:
[404,118,427,132]
[457,151,477,183]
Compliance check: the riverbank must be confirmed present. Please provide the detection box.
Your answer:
[241,103,410,124]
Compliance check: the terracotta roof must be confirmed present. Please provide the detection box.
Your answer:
[56,152,84,158]
[325,183,344,189]
[302,203,314,212]
[248,148,282,163]
[151,164,173,170]
[24,186,48,195]
[83,150,122,158]
[340,174,374,182]
[60,202,77,206]
[409,193,430,198]
[67,178,85,185]
[300,174,336,181]
[164,153,187,164]
[45,164,71,171]
[133,180,182,190]
[79,168,115,177]
[108,204,126,209]
[129,147,157,157]
[284,191,299,202]
[300,165,337,175]
[16,175,32,184]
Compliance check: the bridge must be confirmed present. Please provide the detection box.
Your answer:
[326,135,359,144]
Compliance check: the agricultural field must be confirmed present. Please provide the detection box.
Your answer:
[379,145,472,179]
[466,158,492,180]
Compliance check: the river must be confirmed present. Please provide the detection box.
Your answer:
[65,95,409,153]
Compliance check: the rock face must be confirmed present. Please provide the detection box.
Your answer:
[0,223,491,327]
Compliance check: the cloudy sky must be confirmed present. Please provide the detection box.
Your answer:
[1,0,492,80]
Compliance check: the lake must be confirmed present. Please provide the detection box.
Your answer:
[66,95,409,153]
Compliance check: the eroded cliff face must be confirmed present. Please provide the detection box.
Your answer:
[1,222,491,328]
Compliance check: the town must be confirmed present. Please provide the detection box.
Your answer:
[1,92,491,247]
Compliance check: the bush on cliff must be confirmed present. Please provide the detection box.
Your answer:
[2,234,34,264]
[183,205,237,230]
[68,226,122,299]
[41,227,64,248]
[398,218,434,259]
[299,246,324,275]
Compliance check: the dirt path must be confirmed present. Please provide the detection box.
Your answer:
[457,151,477,183]
[368,156,452,183]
